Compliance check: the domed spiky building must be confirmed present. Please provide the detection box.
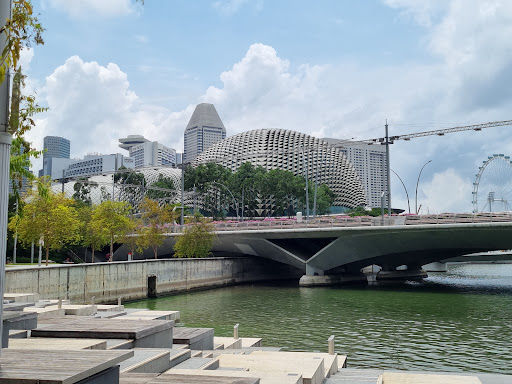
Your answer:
[194,129,366,210]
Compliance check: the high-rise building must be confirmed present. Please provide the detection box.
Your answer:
[42,136,70,176]
[118,135,176,168]
[184,103,226,164]
[324,139,387,208]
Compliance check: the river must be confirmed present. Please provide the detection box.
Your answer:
[125,263,512,374]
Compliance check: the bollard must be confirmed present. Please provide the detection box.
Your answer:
[234,323,239,339]
[57,299,62,309]
[118,297,122,307]
[91,296,95,306]
[328,335,335,355]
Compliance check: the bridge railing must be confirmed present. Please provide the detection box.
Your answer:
[169,212,512,233]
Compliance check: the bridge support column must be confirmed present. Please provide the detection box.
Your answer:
[422,262,448,272]
[306,264,324,276]
[300,264,366,286]
[377,265,428,281]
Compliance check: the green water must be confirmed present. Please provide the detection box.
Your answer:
[126,263,512,374]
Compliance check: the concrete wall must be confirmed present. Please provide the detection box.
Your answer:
[5,257,301,304]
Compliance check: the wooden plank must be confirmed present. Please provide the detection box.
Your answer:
[0,349,133,384]
[120,373,159,384]
[31,318,173,340]
[8,337,107,350]
[173,327,214,344]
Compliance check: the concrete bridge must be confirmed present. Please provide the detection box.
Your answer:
[120,216,512,286]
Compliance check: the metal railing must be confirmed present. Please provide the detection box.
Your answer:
[168,212,512,233]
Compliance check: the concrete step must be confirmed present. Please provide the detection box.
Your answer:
[173,327,215,350]
[158,372,259,384]
[214,336,243,350]
[4,293,39,303]
[96,304,124,312]
[217,353,324,384]
[125,310,180,322]
[250,350,341,378]
[106,339,135,350]
[22,306,65,319]
[166,368,301,384]
[119,348,171,374]
[46,304,96,316]
[381,372,481,383]
[326,369,384,383]
[119,372,159,384]
[7,337,107,350]
[8,330,28,338]
[168,348,192,368]
[240,337,262,348]
[171,357,220,370]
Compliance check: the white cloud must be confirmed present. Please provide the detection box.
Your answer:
[19,48,34,71]
[213,0,263,15]
[44,0,137,19]
[418,169,473,213]
[27,56,190,172]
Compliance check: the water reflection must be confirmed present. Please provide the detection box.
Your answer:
[126,263,512,374]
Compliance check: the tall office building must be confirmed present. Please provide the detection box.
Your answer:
[41,136,71,177]
[324,139,388,208]
[184,103,226,164]
[118,135,176,168]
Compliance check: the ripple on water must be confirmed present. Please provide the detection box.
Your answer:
[126,263,512,374]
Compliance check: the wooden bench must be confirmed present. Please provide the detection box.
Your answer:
[173,327,214,350]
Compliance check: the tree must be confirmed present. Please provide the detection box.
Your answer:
[146,173,177,202]
[120,217,144,261]
[138,197,176,259]
[77,204,108,263]
[8,178,81,265]
[90,200,133,261]
[73,178,98,207]
[173,213,215,258]
[114,166,145,207]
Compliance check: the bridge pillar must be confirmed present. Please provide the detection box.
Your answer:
[377,265,427,281]
[299,273,367,287]
[422,262,448,272]
[306,264,325,276]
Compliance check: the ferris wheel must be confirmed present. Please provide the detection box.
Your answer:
[472,154,512,212]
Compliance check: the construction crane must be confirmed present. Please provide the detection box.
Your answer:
[342,119,512,216]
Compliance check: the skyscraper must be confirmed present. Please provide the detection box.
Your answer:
[118,135,176,168]
[41,136,70,177]
[184,103,226,164]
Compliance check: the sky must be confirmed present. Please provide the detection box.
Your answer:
[20,0,512,214]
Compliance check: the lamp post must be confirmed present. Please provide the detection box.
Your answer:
[210,181,239,219]
[0,0,13,355]
[391,169,411,214]
[415,160,432,214]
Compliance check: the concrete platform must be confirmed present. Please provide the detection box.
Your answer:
[126,310,180,322]
[106,338,135,350]
[9,329,28,338]
[4,292,39,303]
[2,311,38,348]
[217,353,325,384]
[173,327,214,350]
[120,373,160,384]
[0,348,133,383]
[381,372,481,383]
[31,318,174,348]
[240,337,263,347]
[119,348,171,373]
[171,357,220,370]
[8,337,108,350]
[214,336,243,349]
[96,304,125,312]
[250,350,341,378]
[23,306,66,318]
[167,369,301,384]
[157,373,260,383]
[47,304,96,316]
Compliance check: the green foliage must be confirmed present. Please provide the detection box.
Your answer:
[173,215,215,258]
[77,204,108,262]
[114,166,145,206]
[9,178,81,265]
[90,200,133,260]
[73,178,98,207]
[146,173,177,202]
[138,197,177,259]
[347,206,383,217]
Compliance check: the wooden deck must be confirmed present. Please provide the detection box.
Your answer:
[0,349,133,383]
[173,327,214,350]
[31,318,173,340]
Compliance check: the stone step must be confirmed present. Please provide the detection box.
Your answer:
[217,353,324,384]
[96,304,125,312]
[106,339,135,350]
[4,293,39,303]
[251,350,341,378]
[214,336,243,350]
[46,304,96,316]
[8,329,28,338]
[173,327,215,350]
[120,372,160,384]
[7,337,107,350]
[157,373,259,384]
[22,306,65,319]
[166,368,301,384]
[381,372,481,383]
[325,368,382,383]
[240,337,262,348]
[126,310,180,322]
[119,348,172,374]
[171,357,220,370]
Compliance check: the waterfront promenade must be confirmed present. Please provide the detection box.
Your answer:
[2,291,512,383]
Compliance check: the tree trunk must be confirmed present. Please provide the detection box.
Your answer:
[154,246,158,259]
[91,246,95,263]
[110,236,114,262]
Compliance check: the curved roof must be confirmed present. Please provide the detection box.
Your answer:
[194,129,366,208]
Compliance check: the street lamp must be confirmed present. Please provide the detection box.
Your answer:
[415,160,432,214]
[391,169,411,214]
[210,181,239,219]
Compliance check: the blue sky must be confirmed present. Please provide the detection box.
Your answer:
[22,0,512,213]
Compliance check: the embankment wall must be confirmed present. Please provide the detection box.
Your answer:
[5,257,301,304]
